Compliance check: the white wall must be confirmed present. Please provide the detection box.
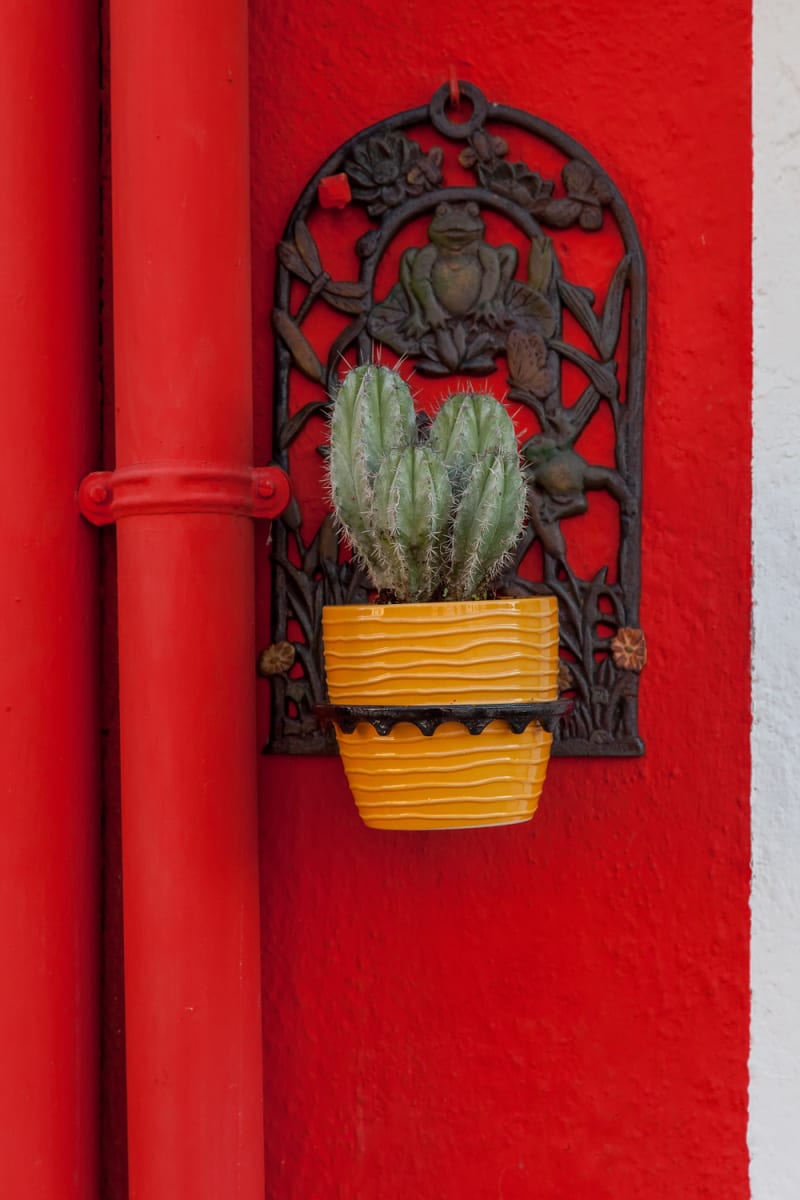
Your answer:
[750,2,800,1194]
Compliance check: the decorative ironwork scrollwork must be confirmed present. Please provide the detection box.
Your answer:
[264,82,646,757]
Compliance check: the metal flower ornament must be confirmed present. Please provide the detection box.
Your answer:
[345,133,444,215]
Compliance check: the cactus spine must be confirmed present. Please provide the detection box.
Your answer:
[328,367,526,602]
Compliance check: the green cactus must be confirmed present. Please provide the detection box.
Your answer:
[428,392,520,490]
[449,455,526,599]
[327,364,417,588]
[327,366,527,602]
[372,446,452,601]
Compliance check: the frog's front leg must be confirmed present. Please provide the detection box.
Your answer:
[476,243,518,327]
[408,245,447,331]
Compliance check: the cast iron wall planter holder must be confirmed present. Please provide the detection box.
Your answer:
[262,82,646,759]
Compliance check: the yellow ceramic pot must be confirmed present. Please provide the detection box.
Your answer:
[322,597,559,831]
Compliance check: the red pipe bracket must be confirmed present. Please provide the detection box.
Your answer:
[78,463,291,526]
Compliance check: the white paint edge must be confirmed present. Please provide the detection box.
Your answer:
[750,2,800,1194]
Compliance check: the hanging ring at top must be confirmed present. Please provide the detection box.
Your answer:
[430,80,488,139]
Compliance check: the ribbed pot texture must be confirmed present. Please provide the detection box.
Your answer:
[322,597,559,830]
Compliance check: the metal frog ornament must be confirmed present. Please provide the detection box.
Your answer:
[368,200,553,376]
[266,81,646,757]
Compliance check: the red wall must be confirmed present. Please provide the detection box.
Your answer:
[252,2,752,1196]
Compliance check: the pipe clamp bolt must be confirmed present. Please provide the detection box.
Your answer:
[88,482,109,505]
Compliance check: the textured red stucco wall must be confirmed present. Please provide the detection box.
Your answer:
[252,2,752,1196]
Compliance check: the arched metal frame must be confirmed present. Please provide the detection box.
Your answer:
[265,83,646,757]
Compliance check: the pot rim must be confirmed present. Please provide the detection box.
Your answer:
[322,595,557,621]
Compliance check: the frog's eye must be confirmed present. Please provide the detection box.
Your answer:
[436,203,450,216]
[466,202,480,217]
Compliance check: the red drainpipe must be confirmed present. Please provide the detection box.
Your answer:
[80,0,288,1195]
[0,2,100,1196]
